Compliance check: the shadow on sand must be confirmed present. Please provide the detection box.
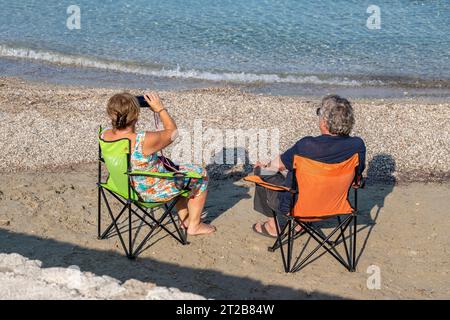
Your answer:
[204,147,252,224]
[0,153,396,298]
[0,146,344,299]
[354,153,396,265]
[0,229,341,300]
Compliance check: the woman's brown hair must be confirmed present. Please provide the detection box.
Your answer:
[107,93,140,130]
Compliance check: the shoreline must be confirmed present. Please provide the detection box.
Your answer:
[1,56,450,100]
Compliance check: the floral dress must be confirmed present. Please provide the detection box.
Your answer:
[131,131,208,202]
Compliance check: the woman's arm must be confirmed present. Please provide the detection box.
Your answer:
[142,92,178,155]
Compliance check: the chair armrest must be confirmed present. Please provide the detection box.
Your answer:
[127,170,203,179]
[243,175,296,193]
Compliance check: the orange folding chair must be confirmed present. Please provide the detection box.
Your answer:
[245,153,365,273]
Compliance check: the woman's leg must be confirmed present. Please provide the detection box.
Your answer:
[186,190,216,235]
[175,197,189,227]
[174,164,214,235]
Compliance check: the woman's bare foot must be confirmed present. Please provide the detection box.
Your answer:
[187,222,216,236]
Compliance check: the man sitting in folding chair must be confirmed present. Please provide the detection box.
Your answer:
[98,92,215,258]
[246,95,366,272]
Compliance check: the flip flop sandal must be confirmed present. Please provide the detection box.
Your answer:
[252,223,277,239]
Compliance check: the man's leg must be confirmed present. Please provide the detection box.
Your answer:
[253,173,286,237]
[253,184,275,217]
[253,172,302,236]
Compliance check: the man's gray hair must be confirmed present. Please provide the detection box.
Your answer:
[319,95,355,136]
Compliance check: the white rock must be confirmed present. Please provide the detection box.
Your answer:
[0,253,206,300]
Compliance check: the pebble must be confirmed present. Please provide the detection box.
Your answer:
[0,220,10,226]
[1,78,449,183]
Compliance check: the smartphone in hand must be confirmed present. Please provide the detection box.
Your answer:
[136,96,148,108]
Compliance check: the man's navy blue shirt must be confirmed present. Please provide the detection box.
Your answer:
[278,134,366,214]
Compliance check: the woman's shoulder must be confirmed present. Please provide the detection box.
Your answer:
[100,128,113,140]
[101,129,138,142]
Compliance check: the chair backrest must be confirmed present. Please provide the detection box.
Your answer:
[99,133,132,199]
[292,153,359,219]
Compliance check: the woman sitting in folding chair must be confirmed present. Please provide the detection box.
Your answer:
[252,95,366,238]
[102,92,216,236]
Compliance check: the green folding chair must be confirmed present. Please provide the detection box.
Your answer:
[97,127,203,259]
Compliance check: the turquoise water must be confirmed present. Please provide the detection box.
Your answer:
[0,0,449,90]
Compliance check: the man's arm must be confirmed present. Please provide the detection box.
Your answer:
[255,155,286,174]
[357,139,367,176]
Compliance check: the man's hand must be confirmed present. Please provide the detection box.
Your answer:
[256,156,286,173]
[255,160,268,168]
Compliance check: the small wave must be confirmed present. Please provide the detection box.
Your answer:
[0,44,379,86]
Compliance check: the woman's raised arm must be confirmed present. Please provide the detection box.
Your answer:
[142,92,178,155]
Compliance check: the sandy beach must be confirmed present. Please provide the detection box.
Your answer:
[1,77,449,299]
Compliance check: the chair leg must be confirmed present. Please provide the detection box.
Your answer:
[132,200,187,246]
[100,188,130,257]
[287,219,295,272]
[98,189,192,259]
[337,216,351,271]
[351,215,357,271]
[127,202,134,260]
[270,213,290,273]
[268,219,290,252]
[97,186,102,239]
[130,206,172,257]
[166,199,190,245]
[291,217,352,273]
[99,205,127,240]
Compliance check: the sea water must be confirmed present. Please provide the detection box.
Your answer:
[0,0,448,96]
